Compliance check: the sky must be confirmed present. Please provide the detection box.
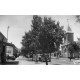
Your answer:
[0,15,79,49]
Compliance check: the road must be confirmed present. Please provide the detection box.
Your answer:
[15,56,75,65]
[1,56,79,65]
[15,56,45,65]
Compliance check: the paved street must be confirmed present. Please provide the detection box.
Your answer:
[15,56,45,65]
[14,56,80,65]
[15,56,75,65]
[1,56,80,65]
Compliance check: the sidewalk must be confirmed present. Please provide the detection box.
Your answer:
[50,57,80,65]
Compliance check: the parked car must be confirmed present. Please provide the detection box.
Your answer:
[7,54,15,60]
[39,54,50,62]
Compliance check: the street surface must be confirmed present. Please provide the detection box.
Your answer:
[15,56,45,65]
[1,56,80,65]
[15,56,76,65]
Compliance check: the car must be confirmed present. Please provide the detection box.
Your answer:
[39,54,50,62]
[7,54,15,60]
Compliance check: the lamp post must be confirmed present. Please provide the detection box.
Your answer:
[7,26,10,42]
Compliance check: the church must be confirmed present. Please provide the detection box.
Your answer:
[61,23,80,58]
[61,24,74,58]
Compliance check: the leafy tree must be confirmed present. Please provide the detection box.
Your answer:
[76,15,80,22]
[21,15,42,61]
[39,17,65,60]
[68,42,80,60]
[31,15,43,61]
[21,31,32,57]
[21,15,65,64]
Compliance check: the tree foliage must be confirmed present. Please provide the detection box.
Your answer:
[76,15,80,22]
[21,15,65,58]
[68,42,80,53]
[68,42,80,59]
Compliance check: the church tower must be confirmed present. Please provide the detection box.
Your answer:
[64,20,74,45]
[61,20,74,57]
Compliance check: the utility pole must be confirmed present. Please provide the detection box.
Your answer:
[7,26,10,42]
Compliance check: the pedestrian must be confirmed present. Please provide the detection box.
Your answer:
[45,56,48,65]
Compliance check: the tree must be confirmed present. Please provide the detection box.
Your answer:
[39,17,65,61]
[21,15,65,65]
[68,42,80,61]
[21,31,32,57]
[31,15,43,62]
[21,15,43,61]
[76,15,80,22]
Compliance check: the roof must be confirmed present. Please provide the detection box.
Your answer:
[0,32,7,42]
[77,38,80,41]
[0,41,14,47]
[67,26,72,31]
[66,26,73,33]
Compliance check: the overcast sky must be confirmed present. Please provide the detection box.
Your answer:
[0,15,79,48]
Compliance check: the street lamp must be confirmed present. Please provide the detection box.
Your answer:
[7,26,10,42]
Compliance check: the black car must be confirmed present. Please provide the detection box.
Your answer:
[7,55,15,60]
[39,54,50,62]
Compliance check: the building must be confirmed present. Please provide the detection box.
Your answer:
[61,25,74,57]
[0,32,7,61]
[6,43,18,58]
[6,46,13,56]
[0,32,18,63]
[0,32,7,42]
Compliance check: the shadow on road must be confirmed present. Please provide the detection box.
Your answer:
[0,61,19,65]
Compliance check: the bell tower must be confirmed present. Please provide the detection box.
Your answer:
[64,19,74,45]
[61,19,74,57]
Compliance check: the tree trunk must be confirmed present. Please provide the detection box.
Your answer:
[50,53,51,62]
[45,57,48,65]
[35,53,38,62]
[32,54,33,61]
